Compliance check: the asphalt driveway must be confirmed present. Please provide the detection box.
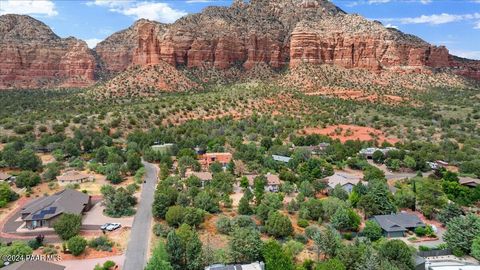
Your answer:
[123,161,158,270]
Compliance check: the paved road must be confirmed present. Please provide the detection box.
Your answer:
[123,161,158,270]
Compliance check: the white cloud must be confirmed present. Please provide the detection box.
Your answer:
[450,50,480,60]
[380,13,480,29]
[420,0,432,4]
[384,23,398,29]
[0,0,58,17]
[87,0,187,23]
[85,38,103,49]
[185,0,213,3]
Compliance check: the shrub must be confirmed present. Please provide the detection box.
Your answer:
[415,226,426,237]
[342,232,353,240]
[297,219,309,228]
[294,234,308,244]
[153,223,171,238]
[88,236,113,251]
[305,225,321,239]
[67,236,87,256]
[265,211,293,238]
[232,215,256,229]
[165,205,185,227]
[216,216,233,235]
[42,245,57,255]
[53,213,82,240]
[27,239,42,250]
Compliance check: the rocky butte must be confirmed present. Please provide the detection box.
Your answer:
[0,0,479,89]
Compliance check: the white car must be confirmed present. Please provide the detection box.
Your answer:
[106,223,121,231]
[100,223,111,230]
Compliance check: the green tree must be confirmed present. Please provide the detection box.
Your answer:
[0,241,33,265]
[358,179,396,218]
[378,240,414,270]
[182,207,205,227]
[166,206,186,227]
[238,194,253,215]
[15,171,41,188]
[146,240,173,270]
[194,191,219,213]
[229,228,262,263]
[363,166,385,182]
[17,149,42,171]
[67,235,87,256]
[330,184,348,201]
[362,220,383,241]
[471,236,480,260]
[315,258,346,270]
[0,182,18,207]
[331,207,360,232]
[262,239,294,270]
[53,213,82,240]
[265,211,293,238]
[416,177,448,218]
[101,185,136,217]
[444,214,480,255]
[312,225,342,261]
[96,146,109,164]
[372,150,385,164]
[166,231,185,270]
[185,231,203,270]
[126,150,142,174]
[438,203,464,225]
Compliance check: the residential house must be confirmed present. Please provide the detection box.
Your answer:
[246,173,281,192]
[0,172,12,182]
[459,177,480,188]
[187,171,213,188]
[151,143,175,155]
[326,172,362,193]
[56,171,93,185]
[427,260,480,270]
[205,262,265,270]
[294,143,330,155]
[359,147,397,159]
[21,189,91,230]
[3,261,65,270]
[372,213,425,238]
[272,155,291,163]
[199,153,232,169]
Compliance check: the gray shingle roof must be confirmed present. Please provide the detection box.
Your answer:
[372,213,425,233]
[3,261,65,270]
[21,189,90,221]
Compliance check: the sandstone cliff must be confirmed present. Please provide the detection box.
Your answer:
[0,14,95,89]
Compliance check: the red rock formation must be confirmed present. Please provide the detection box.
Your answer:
[0,14,95,89]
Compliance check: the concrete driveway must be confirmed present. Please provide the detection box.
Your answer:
[123,162,158,270]
[58,255,124,270]
[82,202,134,228]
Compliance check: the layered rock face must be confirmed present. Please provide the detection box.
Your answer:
[95,0,468,77]
[0,14,95,89]
[1,0,479,90]
[289,16,450,70]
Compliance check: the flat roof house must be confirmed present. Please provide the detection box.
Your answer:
[326,172,362,193]
[21,189,91,230]
[272,155,291,163]
[372,213,425,238]
[199,153,232,169]
[56,171,93,185]
[152,143,175,155]
[3,261,65,270]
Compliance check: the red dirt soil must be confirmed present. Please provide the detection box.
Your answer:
[302,124,400,144]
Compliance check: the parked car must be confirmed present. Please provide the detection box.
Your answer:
[106,223,121,231]
[100,223,111,230]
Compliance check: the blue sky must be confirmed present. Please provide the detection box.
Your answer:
[1,0,479,59]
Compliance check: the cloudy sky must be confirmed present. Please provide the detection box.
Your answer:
[0,0,479,59]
